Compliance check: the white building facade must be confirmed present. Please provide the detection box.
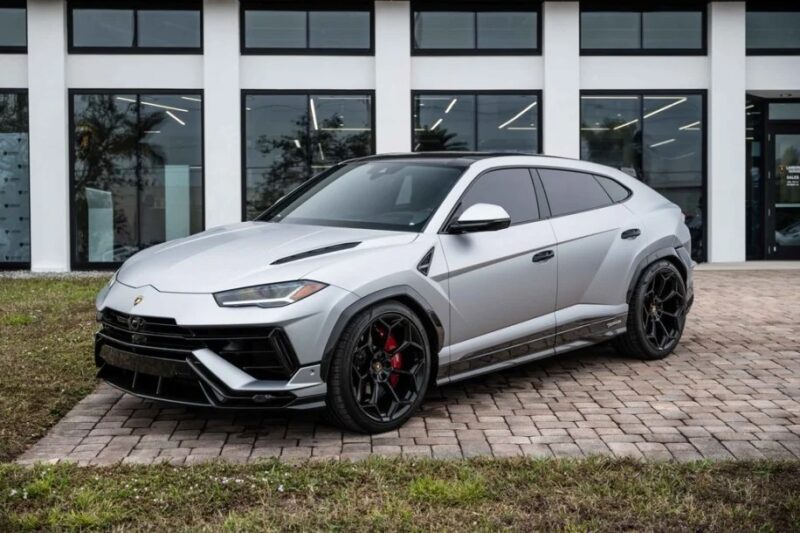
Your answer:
[0,0,799,271]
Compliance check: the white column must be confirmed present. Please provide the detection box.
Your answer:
[542,1,580,158]
[27,0,69,271]
[374,1,411,153]
[708,2,746,262]
[202,0,241,228]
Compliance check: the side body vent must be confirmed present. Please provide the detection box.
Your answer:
[271,242,360,265]
[417,247,435,276]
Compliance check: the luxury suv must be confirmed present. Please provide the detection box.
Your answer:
[94,153,694,433]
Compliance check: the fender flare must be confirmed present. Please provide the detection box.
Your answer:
[625,243,691,303]
[319,285,445,381]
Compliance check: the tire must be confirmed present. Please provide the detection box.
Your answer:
[615,259,688,360]
[325,300,432,434]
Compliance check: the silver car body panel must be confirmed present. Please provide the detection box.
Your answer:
[95,154,693,408]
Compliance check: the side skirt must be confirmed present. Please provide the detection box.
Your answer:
[437,313,627,387]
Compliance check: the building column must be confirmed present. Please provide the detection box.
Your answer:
[374,1,411,153]
[202,0,241,227]
[542,1,580,158]
[708,2,746,262]
[26,0,70,271]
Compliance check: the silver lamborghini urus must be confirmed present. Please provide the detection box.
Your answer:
[95,153,694,433]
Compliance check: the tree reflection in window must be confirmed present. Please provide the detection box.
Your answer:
[244,93,373,220]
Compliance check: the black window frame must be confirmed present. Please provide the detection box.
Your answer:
[67,0,203,55]
[746,1,800,56]
[411,0,542,56]
[240,0,374,56]
[579,89,708,262]
[410,90,544,155]
[240,89,377,222]
[0,0,27,53]
[68,88,206,270]
[580,0,707,56]
[0,88,30,270]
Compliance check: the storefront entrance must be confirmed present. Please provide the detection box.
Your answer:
[746,97,800,260]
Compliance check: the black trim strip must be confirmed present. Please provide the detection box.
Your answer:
[271,242,360,265]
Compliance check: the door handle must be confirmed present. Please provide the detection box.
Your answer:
[621,228,641,240]
[532,250,555,263]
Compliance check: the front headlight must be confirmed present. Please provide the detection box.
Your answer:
[213,280,327,308]
[95,270,118,313]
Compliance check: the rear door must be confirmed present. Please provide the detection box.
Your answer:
[438,168,558,378]
[535,169,635,344]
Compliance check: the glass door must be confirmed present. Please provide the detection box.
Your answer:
[768,128,800,259]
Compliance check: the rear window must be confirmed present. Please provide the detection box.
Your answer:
[537,168,613,217]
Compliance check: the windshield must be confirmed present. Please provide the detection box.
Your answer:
[257,161,465,232]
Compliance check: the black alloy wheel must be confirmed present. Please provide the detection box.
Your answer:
[326,301,432,433]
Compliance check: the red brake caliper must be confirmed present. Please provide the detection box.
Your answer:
[384,333,402,388]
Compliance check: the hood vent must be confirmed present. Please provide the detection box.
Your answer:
[271,242,361,265]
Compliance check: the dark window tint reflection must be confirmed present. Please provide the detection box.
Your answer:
[580,94,705,260]
[244,10,306,48]
[70,3,201,51]
[309,11,370,49]
[414,12,475,49]
[747,11,800,50]
[477,12,537,49]
[243,6,372,51]
[642,12,702,49]
[0,93,30,264]
[72,93,203,265]
[456,168,539,224]
[538,169,613,217]
[414,5,538,51]
[581,12,640,49]
[581,8,704,51]
[137,10,201,48]
[413,94,539,153]
[595,175,630,203]
[0,6,26,49]
[72,9,135,48]
[244,93,374,220]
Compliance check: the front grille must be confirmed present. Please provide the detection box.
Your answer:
[99,308,298,380]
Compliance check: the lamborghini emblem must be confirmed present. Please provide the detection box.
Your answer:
[133,296,143,306]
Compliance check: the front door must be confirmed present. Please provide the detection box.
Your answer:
[768,128,800,259]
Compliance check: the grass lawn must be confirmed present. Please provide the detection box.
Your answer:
[0,276,107,461]
[1,458,799,531]
[1,277,799,531]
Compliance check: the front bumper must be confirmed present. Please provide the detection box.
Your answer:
[93,279,357,409]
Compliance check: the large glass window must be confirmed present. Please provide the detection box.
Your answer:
[413,93,540,153]
[0,92,29,266]
[0,1,26,51]
[242,2,372,53]
[581,4,704,53]
[69,1,202,52]
[580,93,705,260]
[244,92,374,220]
[71,93,203,266]
[747,6,800,53]
[413,1,539,54]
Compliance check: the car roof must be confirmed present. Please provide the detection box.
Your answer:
[349,152,579,167]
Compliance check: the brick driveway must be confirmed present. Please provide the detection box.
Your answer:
[17,270,800,465]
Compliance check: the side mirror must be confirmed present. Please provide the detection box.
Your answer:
[448,203,511,234]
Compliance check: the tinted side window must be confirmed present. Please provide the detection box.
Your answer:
[455,168,538,225]
[538,169,613,217]
[594,175,631,203]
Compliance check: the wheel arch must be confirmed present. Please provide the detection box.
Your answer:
[626,245,690,304]
[319,286,445,383]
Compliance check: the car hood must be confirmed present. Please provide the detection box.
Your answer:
[116,222,418,293]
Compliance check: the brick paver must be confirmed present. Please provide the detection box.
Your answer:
[17,270,800,465]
